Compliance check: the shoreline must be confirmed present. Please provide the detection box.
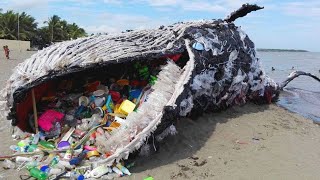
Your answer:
[1,52,320,180]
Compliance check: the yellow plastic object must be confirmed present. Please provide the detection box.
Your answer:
[86,150,100,158]
[119,100,136,115]
[102,105,107,111]
[114,104,121,114]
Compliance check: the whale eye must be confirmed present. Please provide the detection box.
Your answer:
[192,42,204,51]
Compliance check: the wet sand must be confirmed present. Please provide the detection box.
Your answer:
[1,51,320,180]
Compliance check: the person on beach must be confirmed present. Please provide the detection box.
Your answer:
[2,46,5,59]
[3,45,10,60]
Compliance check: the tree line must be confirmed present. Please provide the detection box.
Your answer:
[0,9,87,49]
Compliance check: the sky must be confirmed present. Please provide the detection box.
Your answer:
[0,0,319,52]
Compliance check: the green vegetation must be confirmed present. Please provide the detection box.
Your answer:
[0,10,87,49]
[257,48,308,52]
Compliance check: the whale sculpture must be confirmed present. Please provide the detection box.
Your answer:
[0,4,319,166]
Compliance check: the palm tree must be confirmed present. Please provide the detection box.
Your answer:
[67,23,86,40]
[0,10,87,49]
[0,11,18,40]
[44,15,64,42]
[0,11,37,41]
[17,12,37,40]
[0,9,3,38]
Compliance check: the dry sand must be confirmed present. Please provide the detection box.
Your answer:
[0,51,320,180]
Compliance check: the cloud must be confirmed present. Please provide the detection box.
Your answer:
[120,0,248,12]
[85,25,119,34]
[0,0,49,11]
[182,2,226,12]
[283,1,320,17]
[141,0,228,12]
[83,13,169,34]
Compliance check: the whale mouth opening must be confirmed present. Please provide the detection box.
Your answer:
[12,43,195,164]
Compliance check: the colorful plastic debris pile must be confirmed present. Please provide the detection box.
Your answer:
[2,60,175,179]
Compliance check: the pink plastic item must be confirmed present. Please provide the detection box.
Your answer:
[38,110,64,131]
[84,145,97,151]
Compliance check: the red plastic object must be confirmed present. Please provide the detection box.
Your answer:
[164,54,182,62]
[116,98,123,105]
[38,110,64,132]
[85,81,101,93]
[130,80,140,87]
[139,80,148,87]
[109,91,121,102]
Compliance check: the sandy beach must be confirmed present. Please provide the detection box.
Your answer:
[1,51,320,180]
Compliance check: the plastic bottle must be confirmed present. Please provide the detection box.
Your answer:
[17,139,30,147]
[29,167,48,180]
[88,165,111,178]
[26,161,39,169]
[116,163,131,176]
[112,166,124,176]
[75,105,86,118]
[40,165,50,174]
[42,153,55,165]
[28,144,38,152]
[38,140,55,150]
[32,133,40,144]
[50,156,59,167]
[16,156,33,162]
[89,114,101,127]
[9,145,21,152]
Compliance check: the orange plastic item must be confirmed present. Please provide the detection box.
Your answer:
[110,121,121,128]
[116,79,129,86]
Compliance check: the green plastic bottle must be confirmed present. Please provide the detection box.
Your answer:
[29,167,48,180]
[39,140,55,150]
[49,156,59,167]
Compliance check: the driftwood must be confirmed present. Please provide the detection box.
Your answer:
[280,71,320,90]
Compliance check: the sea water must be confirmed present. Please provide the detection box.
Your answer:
[258,51,320,122]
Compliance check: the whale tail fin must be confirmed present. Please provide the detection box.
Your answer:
[279,71,320,90]
[225,4,264,23]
